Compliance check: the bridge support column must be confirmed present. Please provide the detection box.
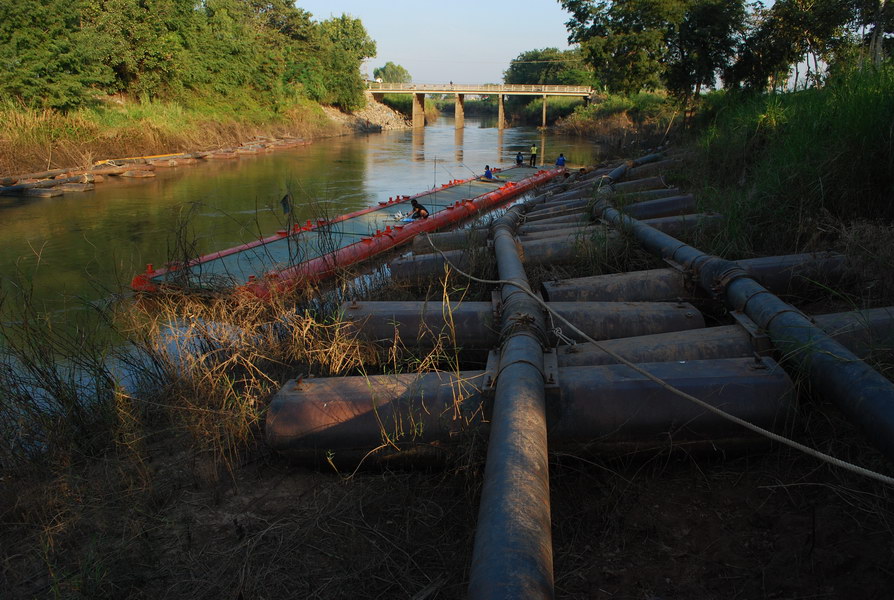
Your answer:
[455,94,465,129]
[542,95,548,127]
[412,93,425,128]
[497,94,505,130]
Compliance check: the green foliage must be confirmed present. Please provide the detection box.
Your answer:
[570,92,671,123]
[373,62,412,83]
[558,0,887,98]
[694,63,894,254]
[518,97,586,124]
[560,0,688,94]
[0,0,115,110]
[503,47,594,86]
[724,0,857,90]
[379,94,439,121]
[664,0,746,99]
[0,0,376,112]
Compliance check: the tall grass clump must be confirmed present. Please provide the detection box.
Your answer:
[518,96,585,124]
[556,92,676,149]
[693,63,894,256]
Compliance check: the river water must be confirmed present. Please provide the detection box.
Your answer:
[0,116,603,321]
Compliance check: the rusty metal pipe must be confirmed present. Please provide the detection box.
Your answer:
[266,371,487,460]
[595,199,894,461]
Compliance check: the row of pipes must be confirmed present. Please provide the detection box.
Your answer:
[266,153,894,598]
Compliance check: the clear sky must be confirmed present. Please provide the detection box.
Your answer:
[296,0,576,84]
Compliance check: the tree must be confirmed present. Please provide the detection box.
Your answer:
[503,47,594,85]
[0,0,114,109]
[725,0,858,90]
[559,0,688,94]
[316,15,376,109]
[373,62,412,83]
[664,0,746,100]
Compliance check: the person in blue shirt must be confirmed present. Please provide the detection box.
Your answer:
[516,152,523,165]
[555,153,566,167]
[483,165,501,180]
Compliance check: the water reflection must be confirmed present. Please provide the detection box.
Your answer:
[0,116,604,322]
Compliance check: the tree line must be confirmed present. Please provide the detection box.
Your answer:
[0,0,376,111]
[506,1,891,102]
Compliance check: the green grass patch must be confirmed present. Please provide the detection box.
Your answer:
[690,64,894,256]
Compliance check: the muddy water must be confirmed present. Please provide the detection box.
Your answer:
[0,116,603,321]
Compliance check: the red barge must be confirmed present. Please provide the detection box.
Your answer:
[131,165,565,297]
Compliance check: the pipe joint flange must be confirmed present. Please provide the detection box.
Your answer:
[738,288,776,314]
[669,243,696,265]
[763,307,813,333]
[714,265,750,294]
[500,314,550,348]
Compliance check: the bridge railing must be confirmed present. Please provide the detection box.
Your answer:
[366,82,593,95]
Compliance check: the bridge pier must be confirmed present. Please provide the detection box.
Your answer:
[455,94,465,129]
[542,95,547,128]
[497,94,505,130]
[412,93,425,128]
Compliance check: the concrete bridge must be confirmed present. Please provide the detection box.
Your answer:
[367,82,593,129]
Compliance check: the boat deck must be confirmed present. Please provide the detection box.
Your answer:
[147,166,542,288]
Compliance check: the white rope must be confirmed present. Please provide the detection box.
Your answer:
[421,232,894,487]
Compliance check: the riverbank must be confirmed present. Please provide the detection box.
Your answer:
[0,93,410,179]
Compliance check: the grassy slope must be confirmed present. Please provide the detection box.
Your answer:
[687,66,894,255]
[0,96,339,177]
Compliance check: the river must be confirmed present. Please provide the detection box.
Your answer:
[0,116,603,322]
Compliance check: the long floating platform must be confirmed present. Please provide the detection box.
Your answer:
[131,165,565,296]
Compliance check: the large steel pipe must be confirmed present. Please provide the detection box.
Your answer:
[552,358,793,443]
[410,227,488,253]
[521,204,589,222]
[622,194,696,220]
[626,158,681,179]
[527,197,590,214]
[342,300,705,348]
[618,187,682,201]
[266,371,487,461]
[265,358,793,455]
[609,175,667,194]
[543,252,847,302]
[393,213,724,281]
[469,203,553,598]
[595,199,894,461]
[556,307,894,367]
[520,214,722,243]
[520,211,590,226]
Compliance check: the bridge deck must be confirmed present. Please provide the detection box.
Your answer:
[367,83,592,96]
